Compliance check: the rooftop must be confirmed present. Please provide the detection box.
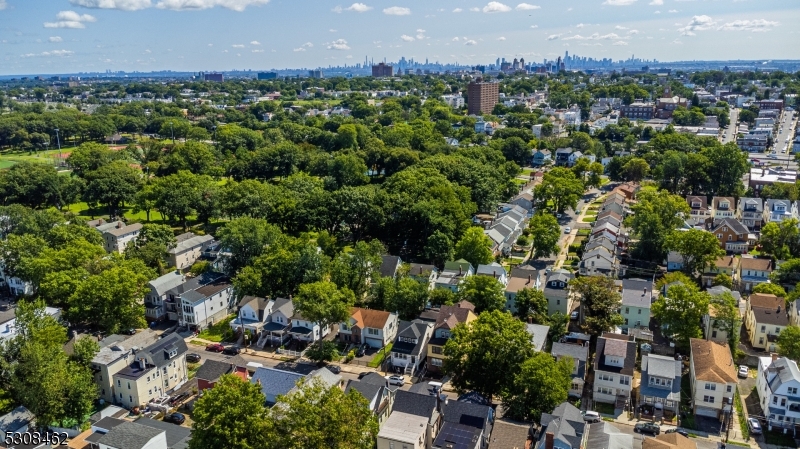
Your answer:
[378,411,428,445]
[690,338,737,384]
[96,421,164,449]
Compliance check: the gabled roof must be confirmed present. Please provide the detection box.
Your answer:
[587,422,632,449]
[686,195,707,208]
[435,303,476,332]
[690,338,737,384]
[135,418,192,449]
[394,320,433,357]
[738,197,763,212]
[642,432,697,449]
[712,256,739,270]
[545,269,573,285]
[712,196,735,210]
[765,357,800,394]
[539,402,585,449]
[350,307,393,330]
[443,259,474,274]
[409,263,437,277]
[250,367,304,401]
[476,262,506,278]
[527,323,550,352]
[168,233,214,255]
[195,359,235,382]
[393,389,437,418]
[238,296,272,321]
[488,420,531,449]
[551,342,589,363]
[104,222,143,237]
[148,271,186,297]
[442,400,492,430]
[379,255,402,278]
[143,333,188,368]
[272,297,294,318]
[595,334,636,375]
[711,218,748,236]
[96,421,164,449]
[749,293,789,326]
[739,257,773,271]
[345,379,382,403]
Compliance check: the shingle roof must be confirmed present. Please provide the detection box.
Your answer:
[766,357,800,394]
[350,307,392,330]
[168,233,214,255]
[272,297,294,318]
[435,304,475,331]
[642,432,697,449]
[442,400,491,430]
[488,420,531,449]
[238,295,272,321]
[143,333,188,368]
[621,278,653,308]
[392,390,437,418]
[711,218,748,236]
[96,421,164,449]
[476,262,507,278]
[393,320,432,357]
[345,379,382,403]
[546,269,573,284]
[195,359,234,382]
[539,402,585,449]
[551,342,589,363]
[739,257,773,271]
[104,222,143,237]
[527,324,550,352]
[690,338,737,384]
[149,271,186,297]
[250,367,304,401]
[379,255,402,278]
[595,334,636,375]
[135,418,192,449]
[586,422,632,449]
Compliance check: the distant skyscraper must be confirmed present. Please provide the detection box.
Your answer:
[308,70,323,79]
[204,73,223,82]
[467,79,499,116]
[372,62,393,77]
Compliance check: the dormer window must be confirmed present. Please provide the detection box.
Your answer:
[692,201,701,208]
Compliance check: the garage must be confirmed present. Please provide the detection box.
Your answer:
[366,338,383,348]
[695,406,719,418]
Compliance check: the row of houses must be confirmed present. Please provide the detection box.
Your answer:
[578,191,630,277]
[685,195,800,233]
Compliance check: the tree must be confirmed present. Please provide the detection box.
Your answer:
[622,157,650,182]
[710,291,742,351]
[712,273,733,289]
[760,219,800,260]
[385,277,430,321]
[424,231,454,268]
[271,378,379,449]
[528,213,560,260]
[665,229,725,278]
[82,161,142,216]
[777,325,800,362]
[500,137,531,166]
[570,276,623,338]
[513,287,547,322]
[628,189,691,262]
[752,282,786,297]
[652,282,709,350]
[443,310,535,401]
[218,217,284,275]
[458,275,506,313]
[330,240,384,299]
[502,352,573,422]
[454,227,494,269]
[189,375,272,449]
[0,162,74,209]
[66,142,119,175]
[534,168,584,213]
[294,281,355,359]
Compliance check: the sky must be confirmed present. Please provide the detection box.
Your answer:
[0,0,798,75]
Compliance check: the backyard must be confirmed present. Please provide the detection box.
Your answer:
[197,315,236,343]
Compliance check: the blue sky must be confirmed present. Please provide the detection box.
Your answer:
[0,0,797,75]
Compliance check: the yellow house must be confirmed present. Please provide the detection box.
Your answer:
[745,293,789,351]
[426,301,477,374]
[702,256,740,288]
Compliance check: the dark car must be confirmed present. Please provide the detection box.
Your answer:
[205,343,224,352]
[325,364,341,374]
[125,328,137,335]
[186,353,201,363]
[222,346,241,355]
[164,412,185,425]
[356,345,366,357]
[358,371,371,379]
[634,423,661,435]
[665,428,688,437]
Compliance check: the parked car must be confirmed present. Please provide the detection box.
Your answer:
[186,353,201,363]
[125,328,137,335]
[582,411,601,423]
[356,344,366,357]
[164,412,185,425]
[205,343,224,352]
[738,365,749,378]
[325,364,341,374]
[570,311,579,320]
[634,422,661,435]
[768,154,778,159]
[665,428,688,437]
[222,346,241,355]
[387,375,405,386]
[564,227,571,234]
[748,417,762,435]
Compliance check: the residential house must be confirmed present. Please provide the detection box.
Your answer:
[196,359,248,391]
[593,333,636,407]
[755,354,800,435]
[504,266,541,313]
[435,400,494,449]
[687,196,711,227]
[161,272,225,322]
[230,295,273,334]
[665,252,684,272]
[586,422,632,449]
[567,151,584,167]
[110,333,189,409]
[0,261,32,297]
[642,433,697,449]
[579,247,615,276]
[345,375,393,425]
[689,338,737,419]
[339,307,399,349]
[532,149,552,166]
[409,263,439,289]
[791,297,800,328]
[596,210,623,225]
[704,286,744,344]
[179,278,233,330]
[378,391,440,449]
[551,342,589,399]
[488,420,532,449]
[594,214,622,231]
[510,192,534,213]
[710,218,749,254]
[701,256,740,288]
[94,420,169,449]
[620,278,653,331]
[738,257,773,293]
[533,402,585,449]
[745,293,789,351]
[554,148,573,166]
[289,311,330,343]
[543,270,574,316]
[0,305,60,342]
[484,207,528,256]
[380,255,403,279]
[476,262,508,286]
[527,323,550,352]
[435,260,475,292]
[427,302,477,374]
[144,271,185,322]
[764,199,799,224]
[639,354,682,419]
[253,297,294,348]
[737,197,764,231]
[102,222,143,253]
[391,319,434,376]
[0,406,33,436]
[711,197,736,221]
[250,367,305,405]
[598,202,625,220]
[585,236,616,256]
[91,330,160,404]
[614,183,638,201]
[167,233,214,270]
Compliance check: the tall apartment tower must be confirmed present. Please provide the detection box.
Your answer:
[467,79,499,116]
[371,62,393,77]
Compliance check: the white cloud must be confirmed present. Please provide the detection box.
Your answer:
[615,25,628,30]
[293,47,306,52]
[576,23,585,28]
[718,19,778,32]
[232,44,244,48]
[252,49,263,52]
[383,6,410,15]
[497,36,506,40]
[69,0,152,10]
[154,0,270,12]
[49,36,63,42]
[464,39,477,45]
[516,3,540,10]
[22,49,75,57]
[530,25,538,28]
[44,11,98,29]
[300,42,313,47]
[144,49,151,52]
[452,37,460,41]
[563,32,622,40]
[648,0,662,4]
[602,0,637,5]
[483,2,511,12]
[0,0,6,10]
[345,2,372,12]
[668,9,678,13]
[654,10,660,13]
[547,33,562,40]
[400,34,415,42]
[327,38,350,50]
[250,40,260,45]
[612,40,628,45]
[678,15,716,35]
[452,8,462,12]
[628,29,639,34]
[329,29,337,32]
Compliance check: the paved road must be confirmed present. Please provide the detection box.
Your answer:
[721,108,739,144]
[608,422,722,449]
[774,109,798,155]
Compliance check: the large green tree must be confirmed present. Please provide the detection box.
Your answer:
[294,281,355,359]
[570,276,623,338]
[665,229,725,278]
[454,227,494,269]
[513,287,548,322]
[710,291,742,351]
[534,168,584,213]
[528,212,561,260]
[777,325,800,362]
[330,240,384,299]
[628,188,691,262]
[502,352,573,422]
[218,217,284,275]
[457,275,506,313]
[652,282,709,350]
[760,219,800,260]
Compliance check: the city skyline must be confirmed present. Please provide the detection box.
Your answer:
[0,0,798,75]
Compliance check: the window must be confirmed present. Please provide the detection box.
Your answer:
[620,376,630,386]
[117,380,121,387]
[638,309,641,315]
[127,382,131,390]
[761,325,766,333]
[368,328,379,335]
[556,300,561,305]
[431,358,443,367]
[712,331,718,338]
[703,395,715,403]
[432,346,443,354]
[705,383,716,391]
[773,396,778,405]
[789,387,798,395]
[441,331,450,338]
[129,396,133,403]
[625,307,629,314]
[727,385,733,393]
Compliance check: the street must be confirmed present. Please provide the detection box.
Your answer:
[608,422,722,449]
[773,109,798,155]
[721,108,739,144]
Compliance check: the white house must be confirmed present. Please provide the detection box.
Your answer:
[339,307,398,349]
[179,279,233,331]
[593,333,636,407]
[101,222,143,253]
[144,271,185,322]
[756,355,800,435]
[390,320,434,376]
[689,338,737,420]
[0,306,60,341]
[289,312,330,343]
[475,262,508,286]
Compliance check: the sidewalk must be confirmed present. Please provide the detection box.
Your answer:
[554,192,606,270]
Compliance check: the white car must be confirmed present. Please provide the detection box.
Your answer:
[386,375,405,386]
[582,411,601,423]
[564,227,571,234]
[768,154,778,159]
[738,365,749,378]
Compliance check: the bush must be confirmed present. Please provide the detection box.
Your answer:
[189,260,211,276]
[305,341,339,363]
[346,349,355,362]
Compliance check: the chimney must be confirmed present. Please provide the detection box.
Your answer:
[643,287,647,295]
[493,270,497,279]
[545,432,554,449]
[772,353,779,362]
[138,358,146,370]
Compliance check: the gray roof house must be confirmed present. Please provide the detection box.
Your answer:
[391,320,434,376]
[579,247,615,276]
[0,406,33,435]
[145,271,186,321]
[95,420,168,449]
[379,255,403,279]
[620,278,654,330]
[551,342,589,398]
[639,354,682,418]
[527,323,550,352]
[534,402,585,449]
[167,233,215,270]
[250,367,305,405]
[543,269,573,316]
[585,422,632,449]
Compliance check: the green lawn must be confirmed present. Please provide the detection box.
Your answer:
[368,343,392,368]
[197,315,236,342]
[594,402,615,415]
[0,160,16,169]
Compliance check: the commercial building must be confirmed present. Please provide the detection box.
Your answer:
[308,70,324,79]
[620,102,656,120]
[372,62,394,77]
[257,72,277,80]
[467,80,499,115]
[203,73,224,82]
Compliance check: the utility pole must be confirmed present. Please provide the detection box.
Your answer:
[54,128,61,168]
